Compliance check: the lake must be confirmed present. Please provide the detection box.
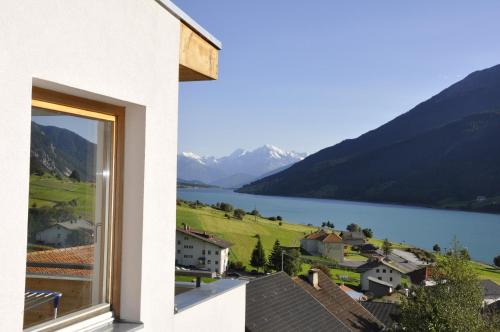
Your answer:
[177,188,500,263]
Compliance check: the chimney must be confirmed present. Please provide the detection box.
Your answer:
[308,269,320,289]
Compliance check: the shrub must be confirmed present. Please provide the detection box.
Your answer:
[494,255,500,268]
[346,223,361,232]
[233,208,245,220]
[268,216,277,221]
[362,228,373,238]
[278,221,282,226]
[276,216,282,221]
[229,260,246,271]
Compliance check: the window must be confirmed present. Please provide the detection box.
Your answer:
[390,269,393,273]
[207,260,211,264]
[378,277,382,280]
[177,250,181,254]
[376,269,379,273]
[215,250,219,255]
[184,236,189,240]
[177,240,180,245]
[390,277,393,282]
[215,261,218,265]
[383,269,386,273]
[202,249,205,255]
[208,250,211,255]
[24,88,123,329]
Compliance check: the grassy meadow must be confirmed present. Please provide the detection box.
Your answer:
[176,201,500,286]
[29,174,95,221]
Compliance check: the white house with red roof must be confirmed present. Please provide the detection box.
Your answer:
[301,230,344,262]
[176,225,232,275]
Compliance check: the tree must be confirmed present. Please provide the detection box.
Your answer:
[233,208,245,220]
[382,238,392,256]
[276,216,282,221]
[346,223,361,232]
[322,221,335,229]
[69,170,81,182]
[250,209,260,216]
[494,255,500,268]
[250,237,266,271]
[215,202,233,212]
[362,228,373,238]
[282,249,302,276]
[433,243,441,253]
[399,247,490,331]
[267,239,282,271]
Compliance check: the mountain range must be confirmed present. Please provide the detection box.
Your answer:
[30,122,96,181]
[238,64,500,212]
[177,145,306,188]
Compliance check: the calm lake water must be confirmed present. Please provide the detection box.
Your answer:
[177,188,500,263]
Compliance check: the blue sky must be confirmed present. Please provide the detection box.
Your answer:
[176,1,500,157]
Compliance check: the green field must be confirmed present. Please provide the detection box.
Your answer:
[176,202,500,285]
[176,202,317,265]
[29,174,95,221]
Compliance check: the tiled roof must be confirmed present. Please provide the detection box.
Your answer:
[322,233,343,243]
[177,227,232,248]
[481,279,500,299]
[361,302,400,329]
[26,245,94,278]
[293,271,384,332]
[304,230,328,240]
[304,231,342,243]
[246,272,350,332]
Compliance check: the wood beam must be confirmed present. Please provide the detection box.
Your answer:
[179,23,219,81]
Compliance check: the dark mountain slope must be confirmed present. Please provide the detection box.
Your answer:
[30,122,96,181]
[239,64,500,210]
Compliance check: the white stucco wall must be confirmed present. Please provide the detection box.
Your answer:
[173,283,246,332]
[360,266,403,291]
[0,0,180,330]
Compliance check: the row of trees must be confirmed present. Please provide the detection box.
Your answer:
[250,237,302,276]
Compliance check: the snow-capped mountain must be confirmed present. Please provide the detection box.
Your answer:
[177,145,307,188]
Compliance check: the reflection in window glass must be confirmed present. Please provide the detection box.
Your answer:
[24,107,114,328]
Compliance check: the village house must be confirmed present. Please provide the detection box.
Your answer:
[176,225,232,274]
[35,219,94,247]
[300,230,344,262]
[357,258,408,292]
[341,231,367,246]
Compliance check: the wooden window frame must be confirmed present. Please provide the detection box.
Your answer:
[28,87,125,330]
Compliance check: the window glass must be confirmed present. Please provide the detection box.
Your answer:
[24,106,114,328]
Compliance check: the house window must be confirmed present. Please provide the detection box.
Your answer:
[24,89,124,329]
[202,249,205,255]
[376,269,379,273]
[390,277,393,282]
[215,261,218,265]
[378,277,382,280]
[207,260,211,264]
[177,240,180,245]
[177,250,181,254]
[215,250,219,255]
[208,250,211,255]
[383,269,386,273]
[390,269,393,273]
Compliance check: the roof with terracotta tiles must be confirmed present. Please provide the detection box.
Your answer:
[293,270,384,332]
[26,245,94,278]
[304,230,343,244]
